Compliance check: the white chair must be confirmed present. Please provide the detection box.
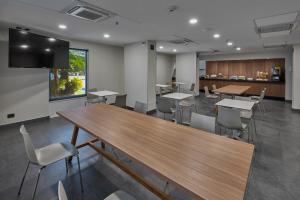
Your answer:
[58,181,135,200]
[18,125,83,200]
[251,88,266,114]
[212,84,220,95]
[234,96,257,141]
[204,86,218,99]
[217,106,251,142]
[134,101,147,114]
[191,113,216,133]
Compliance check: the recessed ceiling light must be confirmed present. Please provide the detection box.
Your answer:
[173,49,177,52]
[20,30,28,35]
[58,24,67,29]
[45,48,51,52]
[189,18,198,25]
[103,33,110,38]
[20,44,29,49]
[236,47,241,51]
[48,38,56,42]
[213,33,221,38]
[227,41,233,46]
[159,46,164,49]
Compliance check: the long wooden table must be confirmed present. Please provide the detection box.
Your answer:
[57,104,254,200]
[213,85,251,96]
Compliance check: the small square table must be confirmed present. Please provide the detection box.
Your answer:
[89,90,119,103]
[215,99,255,110]
[162,93,193,123]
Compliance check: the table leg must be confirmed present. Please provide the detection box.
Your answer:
[69,126,79,162]
[175,100,180,124]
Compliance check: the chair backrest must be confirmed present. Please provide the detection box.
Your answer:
[191,113,216,133]
[204,86,210,96]
[134,101,147,114]
[87,88,98,100]
[217,106,243,129]
[190,83,195,91]
[157,98,175,114]
[259,88,266,100]
[212,84,217,91]
[234,96,252,101]
[115,94,127,108]
[58,181,68,200]
[20,125,38,164]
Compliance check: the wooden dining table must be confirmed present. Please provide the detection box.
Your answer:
[57,104,254,200]
[213,85,251,97]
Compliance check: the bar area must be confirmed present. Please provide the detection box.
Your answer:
[199,58,285,99]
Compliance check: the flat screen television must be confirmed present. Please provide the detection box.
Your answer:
[9,28,70,68]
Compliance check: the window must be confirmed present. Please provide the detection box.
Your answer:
[49,48,88,101]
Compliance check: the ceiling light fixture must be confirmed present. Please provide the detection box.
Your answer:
[236,47,241,51]
[213,33,221,38]
[173,49,177,52]
[45,48,51,52]
[227,40,233,46]
[48,38,56,42]
[20,30,28,35]
[20,44,29,49]
[189,18,198,25]
[159,46,164,49]
[103,33,110,38]
[58,24,67,29]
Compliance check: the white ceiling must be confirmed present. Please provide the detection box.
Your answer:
[0,0,299,54]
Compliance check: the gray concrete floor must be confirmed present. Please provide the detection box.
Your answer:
[1,93,300,200]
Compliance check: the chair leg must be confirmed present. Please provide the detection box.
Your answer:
[163,181,169,193]
[76,155,84,193]
[18,161,30,196]
[32,167,44,200]
[65,158,69,175]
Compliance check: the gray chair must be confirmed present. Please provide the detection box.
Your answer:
[134,101,147,114]
[191,113,216,133]
[204,86,218,99]
[217,106,251,142]
[183,83,196,95]
[157,98,176,120]
[18,125,83,200]
[58,181,135,200]
[115,94,127,108]
[85,88,104,106]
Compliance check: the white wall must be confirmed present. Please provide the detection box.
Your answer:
[293,45,300,109]
[124,41,156,111]
[176,52,199,95]
[199,49,293,100]
[0,28,124,125]
[156,53,175,84]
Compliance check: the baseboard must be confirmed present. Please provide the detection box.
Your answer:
[0,116,50,128]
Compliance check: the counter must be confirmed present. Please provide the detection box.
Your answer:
[199,78,285,99]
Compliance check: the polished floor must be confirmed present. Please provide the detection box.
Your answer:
[0,94,300,200]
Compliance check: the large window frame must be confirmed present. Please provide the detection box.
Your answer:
[49,48,88,101]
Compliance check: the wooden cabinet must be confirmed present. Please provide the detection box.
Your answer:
[199,79,285,98]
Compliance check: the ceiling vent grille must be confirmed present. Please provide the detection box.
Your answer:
[263,42,288,49]
[66,4,115,22]
[254,12,298,38]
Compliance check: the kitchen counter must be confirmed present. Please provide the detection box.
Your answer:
[199,78,285,99]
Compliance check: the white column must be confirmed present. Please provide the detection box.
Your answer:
[293,45,300,109]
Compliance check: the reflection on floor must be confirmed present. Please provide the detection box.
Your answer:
[0,93,299,200]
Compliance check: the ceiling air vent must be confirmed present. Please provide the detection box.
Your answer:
[263,42,288,49]
[66,5,114,22]
[254,12,298,38]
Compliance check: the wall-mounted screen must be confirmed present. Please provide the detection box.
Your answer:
[9,28,70,68]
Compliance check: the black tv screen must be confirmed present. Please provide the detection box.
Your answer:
[9,28,70,68]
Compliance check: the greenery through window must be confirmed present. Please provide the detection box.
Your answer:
[49,49,88,101]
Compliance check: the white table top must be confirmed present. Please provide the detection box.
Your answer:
[162,93,193,100]
[156,84,171,88]
[215,99,255,110]
[173,82,185,85]
[89,90,119,97]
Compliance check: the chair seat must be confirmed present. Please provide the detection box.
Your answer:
[240,110,253,119]
[35,143,78,166]
[104,190,136,200]
[206,94,218,99]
